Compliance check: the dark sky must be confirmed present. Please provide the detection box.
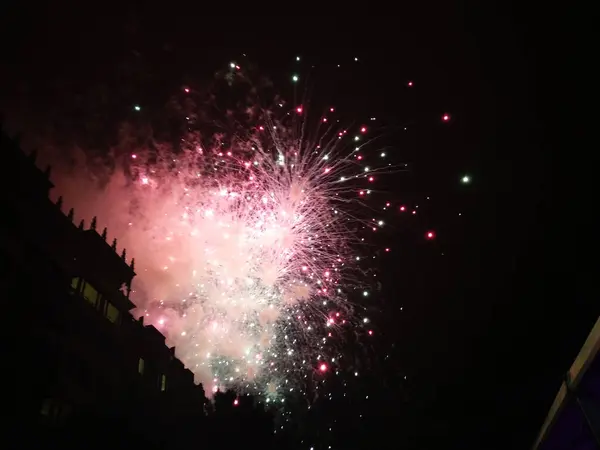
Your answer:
[1,4,594,449]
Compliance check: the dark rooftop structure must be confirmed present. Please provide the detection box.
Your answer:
[532,317,600,450]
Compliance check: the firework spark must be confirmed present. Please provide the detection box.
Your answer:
[33,59,394,402]
[132,130,358,396]
[49,109,371,400]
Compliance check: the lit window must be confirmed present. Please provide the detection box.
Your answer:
[161,374,167,392]
[40,398,52,416]
[70,277,81,292]
[138,358,144,375]
[82,282,99,306]
[105,302,120,324]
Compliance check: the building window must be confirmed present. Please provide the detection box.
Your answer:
[82,282,99,306]
[70,277,81,292]
[161,374,167,392]
[40,398,53,416]
[138,358,144,375]
[105,302,120,324]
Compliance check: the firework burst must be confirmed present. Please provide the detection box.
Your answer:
[43,65,385,402]
[124,116,366,399]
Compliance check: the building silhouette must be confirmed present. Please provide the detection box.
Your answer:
[1,125,212,448]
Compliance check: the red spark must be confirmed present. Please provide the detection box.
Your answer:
[319,363,328,372]
[425,231,436,240]
[442,113,451,122]
[360,126,367,133]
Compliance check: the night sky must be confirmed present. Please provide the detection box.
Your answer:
[0,5,594,449]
